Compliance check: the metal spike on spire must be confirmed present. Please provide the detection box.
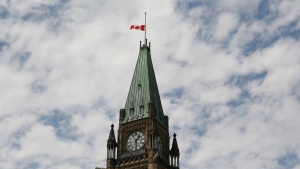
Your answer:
[144,12,147,45]
[145,12,147,46]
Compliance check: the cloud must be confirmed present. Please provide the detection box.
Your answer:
[214,12,240,41]
[1,0,300,169]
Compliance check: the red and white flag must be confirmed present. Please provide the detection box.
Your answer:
[130,25,145,31]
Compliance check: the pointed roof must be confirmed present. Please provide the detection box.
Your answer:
[107,124,116,148]
[170,133,180,156]
[123,43,166,128]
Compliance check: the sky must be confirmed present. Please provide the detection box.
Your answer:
[0,0,300,168]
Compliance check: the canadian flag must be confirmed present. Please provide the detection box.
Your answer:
[130,25,145,31]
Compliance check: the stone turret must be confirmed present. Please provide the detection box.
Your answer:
[106,124,117,169]
[170,133,180,168]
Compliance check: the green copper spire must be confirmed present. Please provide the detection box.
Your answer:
[123,42,166,127]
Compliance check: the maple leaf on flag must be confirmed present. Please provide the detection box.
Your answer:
[130,25,145,31]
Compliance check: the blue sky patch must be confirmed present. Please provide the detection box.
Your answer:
[92,97,106,109]
[278,153,299,168]
[244,20,300,56]
[243,33,280,56]
[10,51,31,69]
[31,79,47,93]
[164,87,184,98]
[256,1,272,21]
[226,89,251,107]
[11,142,21,151]
[163,87,184,104]
[226,71,268,87]
[194,125,207,138]
[175,0,202,11]
[226,99,243,107]
[13,125,31,140]
[21,5,58,22]
[0,7,9,19]
[25,162,39,169]
[39,109,77,141]
[278,21,300,40]
[21,0,69,22]
[166,55,188,67]
[226,72,267,107]
[0,41,9,51]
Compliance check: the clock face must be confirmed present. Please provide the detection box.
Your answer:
[126,131,145,151]
[157,136,162,154]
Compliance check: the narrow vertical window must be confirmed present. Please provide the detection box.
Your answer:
[139,105,144,114]
[130,108,134,117]
[130,101,134,117]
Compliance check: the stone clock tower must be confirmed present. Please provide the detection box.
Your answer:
[97,40,180,169]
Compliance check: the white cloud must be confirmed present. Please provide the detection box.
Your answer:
[272,0,300,28]
[217,0,260,14]
[1,0,300,169]
[214,12,240,40]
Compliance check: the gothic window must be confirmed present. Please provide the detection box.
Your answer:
[139,105,144,114]
[130,101,134,117]
[130,108,134,117]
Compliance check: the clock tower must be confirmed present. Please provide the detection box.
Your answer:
[97,40,180,169]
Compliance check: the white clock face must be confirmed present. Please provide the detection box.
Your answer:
[157,136,162,154]
[126,131,145,151]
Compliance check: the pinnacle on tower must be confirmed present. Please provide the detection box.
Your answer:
[107,124,117,160]
[170,133,180,156]
[107,124,116,146]
[170,133,180,168]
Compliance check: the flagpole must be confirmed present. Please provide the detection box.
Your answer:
[145,12,146,46]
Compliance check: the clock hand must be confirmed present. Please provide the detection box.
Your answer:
[134,135,140,141]
[135,139,138,150]
[134,135,141,150]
